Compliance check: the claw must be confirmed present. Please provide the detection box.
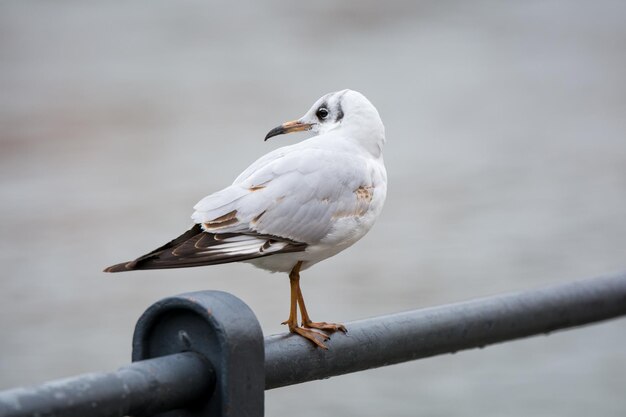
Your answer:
[293,327,330,349]
[303,321,347,333]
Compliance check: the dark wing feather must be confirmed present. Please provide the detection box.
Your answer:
[104,224,307,272]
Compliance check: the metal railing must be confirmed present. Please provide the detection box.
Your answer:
[1,273,625,417]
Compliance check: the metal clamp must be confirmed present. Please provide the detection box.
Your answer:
[132,290,265,417]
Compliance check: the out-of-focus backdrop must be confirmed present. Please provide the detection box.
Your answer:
[1,1,625,415]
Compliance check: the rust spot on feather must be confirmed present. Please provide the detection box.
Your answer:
[251,210,266,224]
[331,186,374,220]
[203,210,238,230]
[355,185,373,203]
[248,179,271,192]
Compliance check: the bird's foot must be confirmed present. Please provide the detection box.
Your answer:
[282,320,330,349]
[293,326,330,349]
[303,320,347,333]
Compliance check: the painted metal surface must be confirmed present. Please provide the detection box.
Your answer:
[265,274,626,388]
[132,290,265,417]
[0,352,212,417]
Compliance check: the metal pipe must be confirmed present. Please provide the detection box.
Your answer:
[265,273,626,389]
[1,274,625,416]
[0,352,214,417]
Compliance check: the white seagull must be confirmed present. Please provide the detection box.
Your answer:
[105,89,387,348]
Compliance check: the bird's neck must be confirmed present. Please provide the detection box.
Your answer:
[342,117,386,159]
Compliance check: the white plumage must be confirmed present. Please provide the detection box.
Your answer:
[191,89,387,272]
[105,89,387,348]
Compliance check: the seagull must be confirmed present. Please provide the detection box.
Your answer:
[105,89,387,348]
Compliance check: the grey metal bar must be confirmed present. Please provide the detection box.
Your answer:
[0,352,214,417]
[265,273,626,389]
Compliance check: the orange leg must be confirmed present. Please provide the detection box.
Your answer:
[281,261,330,349]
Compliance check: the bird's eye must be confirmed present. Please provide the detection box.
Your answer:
[316,107,329,120]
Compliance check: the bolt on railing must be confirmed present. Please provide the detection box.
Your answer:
[1,273,625,417]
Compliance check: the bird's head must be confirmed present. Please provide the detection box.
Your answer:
[264,90,385,155]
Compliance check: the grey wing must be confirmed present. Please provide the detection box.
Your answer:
[192,148,376,244]
[105,146,376,273]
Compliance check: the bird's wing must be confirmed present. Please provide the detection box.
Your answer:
[192,145,377,244]
[105,143,378,273]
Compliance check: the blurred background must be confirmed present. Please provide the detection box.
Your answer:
[1,1,625,415]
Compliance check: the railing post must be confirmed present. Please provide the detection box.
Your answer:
[132,290,265,417]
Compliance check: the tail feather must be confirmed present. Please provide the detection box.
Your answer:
[103,224,306,272]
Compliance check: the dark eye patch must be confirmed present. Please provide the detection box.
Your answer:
[336,101,344,122]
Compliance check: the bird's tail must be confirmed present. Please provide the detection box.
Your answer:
[103,224,205,272]
[103,224,307,273]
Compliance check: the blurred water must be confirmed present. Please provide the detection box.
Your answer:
[1,1,625,415]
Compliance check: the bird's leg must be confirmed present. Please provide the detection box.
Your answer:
[281,261,330,349]
[280,262,300,331]
[297,280,347,333]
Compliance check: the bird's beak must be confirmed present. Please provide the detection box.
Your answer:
[264,120,313,141]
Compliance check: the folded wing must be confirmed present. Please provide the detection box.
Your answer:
[192,146,376,244]
[105,144,377,273]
